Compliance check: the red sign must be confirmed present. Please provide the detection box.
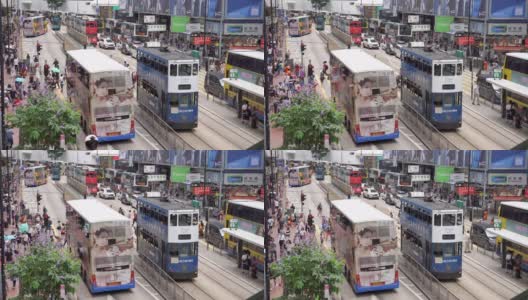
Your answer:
[193,186,212,196]
[350,177,362,185]
[525,38,528,47]
[192,36,212,46]
[456,36,475,46]
[494,196,523,201]
[457,186,476,196]
[494,45,522,52]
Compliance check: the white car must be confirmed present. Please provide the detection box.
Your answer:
[362,38,379,49]
[98,188,115,199]
[363,188,379,199]
[99,38,115,49]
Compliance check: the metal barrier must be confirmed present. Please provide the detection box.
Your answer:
[134,105,192,150]
[320,31,343,52]
[134,254,195,300]
[399,105,458,149]
[399,254,460,300]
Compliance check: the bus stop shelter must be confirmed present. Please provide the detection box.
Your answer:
[486,78,528,119]
[221,78,264,123]
[221,227,264,271]
[487,227,528,272]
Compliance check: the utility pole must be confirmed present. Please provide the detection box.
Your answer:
[468,0,474,104]
[0,150,6,300]
[202,151,207,221]
[203,0,209,71]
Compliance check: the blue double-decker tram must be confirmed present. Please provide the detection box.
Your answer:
[315,163,325,180]
[400,197,464,279]
[137,47,199,129]
[137,197,200,279]
[400,47,464,130]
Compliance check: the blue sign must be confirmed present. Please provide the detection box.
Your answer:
[470,150,487,169]
[225,150,263,169]
[489,150,527,169]
[207,150,223,168]
[225,0,262,18]
[489,0,525,18]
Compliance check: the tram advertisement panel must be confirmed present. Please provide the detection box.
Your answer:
[354,72,398,138]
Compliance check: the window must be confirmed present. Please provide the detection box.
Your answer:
[434,214,441,226]
[456,63,462,75]
[193,213,199,225]
[442,214,455,226]
[434,94,442,107]
[170,64,178,76]
[433,243,443,257]
[456,213,463,225]
[178,213,192,226]
[505,56,528,74]
[443,93,455,106]
[434,64,441,76]
[442,64,455,76]
[178,64,192,76]
[443,243,455,257]
[193,63,199,75]
[170,213,178,226]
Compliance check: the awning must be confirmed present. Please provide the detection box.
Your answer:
[221,228,264,248]
[486,79,528,98]
[487,228,528,248]
[221,78,264,98]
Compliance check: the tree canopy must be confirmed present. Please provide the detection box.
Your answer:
[271,93,344,156]
[46,0,65,10]
[7,94,81,149]
[7,245,81,299]
[271,245,344,300]
[309,0,330,11]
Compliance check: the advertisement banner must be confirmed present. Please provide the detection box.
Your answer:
[435,16,454,33]
[456,36,475,46]
[224,173,263,185]
[470,150,487,168]
[147,174,167,182]
[408,165,420,173]
[226,0,263,18]
[170,166,190,183]
[489,0,525,18]
[147,24,167,32]
[435,166,455,183]
[450,173,466,183]
[490,186,524,200]
[457,186,476,195]
[488,23,527,35]
[170,16,190,33]
[186,173,202,183]
[207,0,223,17]
[207,150,223,168]
[408,15,419,23]
[224,23,263,35]
[186,23,201,32]
[411,174,431,182]
[193,186,213,195]
[225,151,263,169]
[470,0,487,17]
[488,173,527,185]
[450,23,468,32]
[144,165,156,173]
[411,24,431,32]
[144,15,156,23]
[489,151,526,169]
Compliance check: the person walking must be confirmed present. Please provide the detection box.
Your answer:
[472,85,480,105]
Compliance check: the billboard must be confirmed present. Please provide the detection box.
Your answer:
[489,0,525,18]
[171,16,190,32]
[207,0,223,17]
[471,0,487,17]
[225,0,262,18]
[435,16,454,32]
[225,150,263,169]
[207,150,223,168]
[435,166,455,183]
[489,150,527,169]
[170,166,190,183]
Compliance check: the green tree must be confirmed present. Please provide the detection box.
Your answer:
[271,245,344,300]
[309,0,330,11]
[46,0,65,10]
[270,93,344,156]
[7,94,81,149]
[7,246,81,299]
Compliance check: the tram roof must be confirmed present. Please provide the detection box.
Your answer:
[68,199,130,223]
[221,228,264,248]
[331,49,393,74]
[487,78,528,98]
[332,200,393,223]
[228,199,264,211]
[506,52,528,60]
[137,197,197,212]
[138,47,196,62]
[400,197,461,212]
[500,201,528,211]
[221,78,264,97]
[487,228,528,249]
[401,47,461,62]
[67,49,129,73]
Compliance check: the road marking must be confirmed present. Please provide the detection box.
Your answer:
[136,275,163,300]
[135,128,160,150]
[399,125,425,150]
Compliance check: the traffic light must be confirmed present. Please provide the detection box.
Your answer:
[300,192,306,205]
[36,192,42,204]
[300,42,306,55]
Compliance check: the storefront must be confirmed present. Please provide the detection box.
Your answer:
[487,172,527,212]
[223,173,264,200]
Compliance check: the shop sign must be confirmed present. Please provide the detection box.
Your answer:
[224,173,263,185]
[193,186,213,196]
[170,166,190,183]
[435,16,454,33]
[411,24,431,32]
[192,36,212,45]
[488,23,527,36]
[408,15,419,24]
[144,15,155,24]
[144,165,155,173]
[146,191,161,198]
[224,23,263,35]
[147,24,166,32]
[456,36,475,46]
[450,173,466,183]
[186,173,201,183]
[408,165,420,173]
[450,23,468,32]
[456,186,476,196]
[147,174,166,182]
[488,173,527,185]
[411,174,431,182]
[206,172,222,185]
[435,166,455,183]
[186,23,201,33]
[469,172,486,185]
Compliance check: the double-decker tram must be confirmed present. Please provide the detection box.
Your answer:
[330,49,399,143]
[66,165,98,196]
[137,197,199,279]
[315,13,325,31]
[223,200,264,271]
[66,49,135,142]
[66,15,98,46]
[288,165,311,187]
[331,200,399,293]
[331,165,364,196]
[331,15,363,46]
[51,14,61,31]
[400,197,463,279]
[66,200,135,293]
[22,15,48,37]
[24,165,47,187]
[137,47,199,129]
[315,163,326,180]
[288,15,311,37]
[400,47,463,130]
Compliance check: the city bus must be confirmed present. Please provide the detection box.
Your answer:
[66,165,98,196]
[500,53,528,127]
[331,200,399,293]
[24,165,47,187]
[66,199,135,293]
[400,197,463,279]
[137,47,199,129]
[332,15,362,46]
[51,14,61,31]
[224,199,264,271]
[288,165,311,187]
[22,16,48,37]
[137,197,199,279]
[67,15,98,46]
[224,50,265,124]
[66,49,135,142]
[330,49,399,143]
[400,47,463,130]
[288,15,311,37]
[331,165,364,196]
[488,201,528,274]
[315,13,325,31]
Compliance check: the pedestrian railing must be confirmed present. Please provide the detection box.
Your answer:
[399,254,459,300]
[134,254,196,300]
